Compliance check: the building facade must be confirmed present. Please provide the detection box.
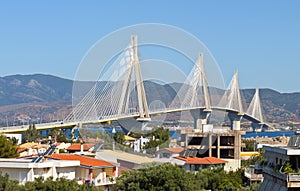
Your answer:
[177,128,245,171]
[259,143,300,191]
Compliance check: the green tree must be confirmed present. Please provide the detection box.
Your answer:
[129,127,170,154]
[0,173,102,191]
[241,150,267,168]
[0,172,22,191]
[114,163,201,191]
[0,135,19,158]
[283,162,294,174]
[22,124,42,143]
[49,129,69,143]
[113,132,125,145]
[23,177,100,191]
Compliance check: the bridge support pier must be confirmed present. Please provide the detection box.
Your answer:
[251,122,267,132]
[190,109,211,131]
[228,113,243,130]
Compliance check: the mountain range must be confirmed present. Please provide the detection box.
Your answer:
[0,74,299,126]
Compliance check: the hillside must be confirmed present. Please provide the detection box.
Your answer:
[0,74,299,126]
[0,74,72,105]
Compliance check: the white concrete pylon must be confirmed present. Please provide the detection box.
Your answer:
[247,88,263,122]
[199,53,211,111]
[131,35,150,120]
[219,70,244,114]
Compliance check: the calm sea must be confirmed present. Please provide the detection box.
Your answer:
[241,131,295,138]
[42,128,295,139]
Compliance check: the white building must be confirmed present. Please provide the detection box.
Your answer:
[4,134,22,145]
[259,137,300,191]
[0,154,118,190]
[0,158,79,184]
[134,137,150,153]
[46,154,118,189]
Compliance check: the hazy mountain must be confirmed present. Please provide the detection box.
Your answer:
[0,74,73,105]
[0,74,299,125]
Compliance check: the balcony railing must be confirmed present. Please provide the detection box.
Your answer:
[77,176,116,186]
[94,177,116,186]
[288,173,300,182]
[263,166,287,180]
[244,171,263,181]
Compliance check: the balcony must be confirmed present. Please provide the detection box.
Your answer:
[244,170,263,181]
[288,173,300,182]
[77,176,116,187]
[263,165,300,187]
[244,165,263,182]
[94,177,116,186]
[263,166,287,181]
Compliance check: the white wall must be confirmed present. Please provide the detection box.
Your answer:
[4,134,22,145]
[0,168,30,184]
[223,159,240,172]
[57,167,76,179]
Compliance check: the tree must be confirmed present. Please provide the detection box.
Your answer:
[0,174,101,191]
[22,124,42,143]
[242,139,255,151]
[23,177,100,191]
[114,163,201,191]
[283,162,294,174]
[0,135,19,158]
[49,129,69,143]
[113,132,125,145]
[0,172,22,191]
[241,150,267,168]
[129,127,170,154]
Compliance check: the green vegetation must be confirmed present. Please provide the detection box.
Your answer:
[78,126,170,154]
[22,124,71,144]
[0,173,101,191]
[115,163,258,191]
[0,135,19,158]
[129,127,170,154]
[78,128,131,151]
[49,129,70,143]
[242,139,255,152]
[283,162,294,174]
[22,124,42,143]
[115,163,199,191]
[113,132,126,145]
[241,150,267,168]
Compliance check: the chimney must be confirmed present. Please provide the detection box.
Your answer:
[80,140,84,153]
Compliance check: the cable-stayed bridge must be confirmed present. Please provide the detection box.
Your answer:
[0,35,267,134]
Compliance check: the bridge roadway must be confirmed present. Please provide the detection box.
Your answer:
[0,106,267,134]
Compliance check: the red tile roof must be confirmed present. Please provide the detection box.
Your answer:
[47,154,114,168]
[17,147,27,153]
[66,144,94,151]
[174,156,228,165]
[85,138,102,144]
[162,147,184,153]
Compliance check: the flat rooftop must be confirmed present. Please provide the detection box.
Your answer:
[263,145,300,155]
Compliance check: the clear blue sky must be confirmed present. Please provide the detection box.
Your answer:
[0,1,299,92]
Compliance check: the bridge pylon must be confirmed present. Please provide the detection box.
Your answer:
[117,35,150,122]
[219,70,244,130]
[247,88,263,123]
[247,88,267,131]
[228,113,243,130]
[251,122,268,132]
[131,35,150,122]
[190,109,211,131]
[190,53,212,130]
[219,70,244,114]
